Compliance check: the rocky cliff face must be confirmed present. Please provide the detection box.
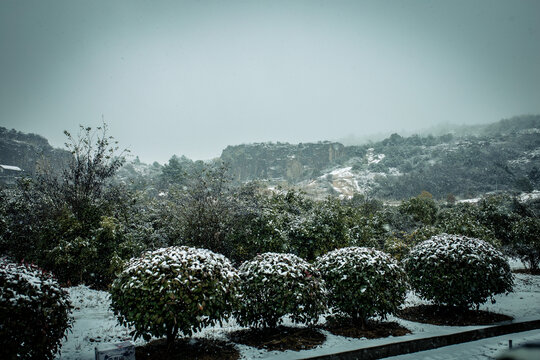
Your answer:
[221,141,346,182]
[0,127,71,176]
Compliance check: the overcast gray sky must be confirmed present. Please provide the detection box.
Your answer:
[1,0,539,163]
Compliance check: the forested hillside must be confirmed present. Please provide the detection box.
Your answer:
[217,115,540,199]
[0,127,71,176]
[99,115,540,199]
[2,115,539,199]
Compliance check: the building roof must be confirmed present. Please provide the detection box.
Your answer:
[0,165,22,171]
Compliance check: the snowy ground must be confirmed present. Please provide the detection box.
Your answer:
[56,261,540,360]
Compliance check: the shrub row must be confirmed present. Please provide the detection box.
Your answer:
[4,170,537,289]
[1,233,514,358]
[110,233,513,343]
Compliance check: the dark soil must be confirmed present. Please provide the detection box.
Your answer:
[323,316,411,339]
[229,326,326,352]
[135,338,240,360]
[399,305,513,326]
[513,268,540,275]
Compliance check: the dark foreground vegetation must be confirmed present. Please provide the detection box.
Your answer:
[1,121,539,359]
[1,124,539,287]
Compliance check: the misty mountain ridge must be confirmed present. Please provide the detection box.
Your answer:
[1,115,539,200]
[336,115,540,146]
[216,115,540,199]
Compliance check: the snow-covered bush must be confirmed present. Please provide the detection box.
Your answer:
[288,197,350,261]
[385,226,442,260]
[509,217,540,272]
[110,246,239,344]
[315,247,407,326]
[235,252,327,328]
[399,195,438,225]
[436,204,499,246]
[403,234,513,309]
[406,225,442,245]
[0,258,72,359]
[384,236,411,261]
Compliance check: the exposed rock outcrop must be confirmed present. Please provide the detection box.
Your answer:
[221,141,345,182]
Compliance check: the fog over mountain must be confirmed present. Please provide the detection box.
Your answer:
[1,0,539,163]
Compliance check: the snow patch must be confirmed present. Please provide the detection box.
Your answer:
[520,190,540,202]
[458,197,481,204]
[366,148,385,164]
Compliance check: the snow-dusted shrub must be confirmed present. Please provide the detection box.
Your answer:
[403,234,513,309]
[110,246,239,344]
[399,195,438,225]
[385,226,442,260]
[235,252,327,328]
[509,217,540,271]
[288,197,351,261]
[436,204,499,247]
[315,247,407,326]
[0,258,72,359]
[406,225,442,245]
[384,236,411,261]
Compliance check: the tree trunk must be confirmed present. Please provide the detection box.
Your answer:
[166,324,178,350]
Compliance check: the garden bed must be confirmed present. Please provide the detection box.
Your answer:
[229,326,325,351]
[135,338,239,360]
[399,305,513,326]
[323,317,410,339]
[513,268,540,275]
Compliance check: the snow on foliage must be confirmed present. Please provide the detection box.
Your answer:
[0,258,73,359]
[403,233,513,309]
[509,217,540,271]
[110,246,239,343]
[366,148,385,164]
[437,204,499,246]
[235,252,327,328]
[315,247,407,324]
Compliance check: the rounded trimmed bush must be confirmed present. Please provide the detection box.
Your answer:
[0,258,73,360]
[403,233,513,309]
[235,252,327,328]
[315,247,407,325]
[110,246,239,344]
